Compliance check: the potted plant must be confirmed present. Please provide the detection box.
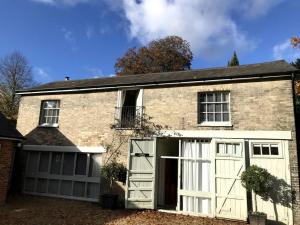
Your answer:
[241,165,273,225]
[100,160,127,209]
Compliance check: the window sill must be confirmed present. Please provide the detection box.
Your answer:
[197,122,232,127]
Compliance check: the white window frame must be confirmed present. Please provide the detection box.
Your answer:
[215,139,243,158]
[39,100,60,127]
[249,140,283,159]
[198,92,231,127]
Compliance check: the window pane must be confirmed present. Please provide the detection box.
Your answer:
[262,145,270,155]
[207,104,214,112]
[271,145,279,155]
[233,144,241,156]
[48,179,59,194]
[89,154,101,177]
[60,180,72,196]
[207,113,214,121]
[73,182,85,197]
[215,104,222,112]
[75,154,87,175]
[217,143,225,154]
[215,113,222,122]
[24,178,36,192]
[253,145,261,155]
[223,113,229,121]
[199,94,206,102]
[39,152,50,173]
[87,183,100,199]
[215,93,222,102]
[62,153,75,175]
[36,178,47,193]
[50,152,62,174]
[222,103,228,112]
[199,113,206,123]
[207,93,214,102]
[200,104,206,113]
[27,152,39,173]
[222,93,228,101]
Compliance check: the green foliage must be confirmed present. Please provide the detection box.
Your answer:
[227,51,240,67]
[241,165,272,196]
[101,161,127,190]
[115,36,193,76]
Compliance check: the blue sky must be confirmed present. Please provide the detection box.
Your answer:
[0,0,299,83]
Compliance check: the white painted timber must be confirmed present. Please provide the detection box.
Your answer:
[161,130,292,140]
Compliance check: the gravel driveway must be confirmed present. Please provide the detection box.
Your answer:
[0,195,247,225]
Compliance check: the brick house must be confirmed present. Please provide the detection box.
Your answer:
[0,113,23,204]
[16,60,300,224]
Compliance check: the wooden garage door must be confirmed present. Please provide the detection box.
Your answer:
[125,139,156,209]
[214,139,247,220]
[249,140,293,225]
[23,151,101,202]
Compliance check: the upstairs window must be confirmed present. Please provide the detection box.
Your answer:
[39,100,60,127]
[198,92,230,125]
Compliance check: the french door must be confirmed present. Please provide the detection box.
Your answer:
[178,139,212,215]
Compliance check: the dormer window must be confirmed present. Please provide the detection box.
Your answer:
[39,100,60,127]
[115,89,143,129]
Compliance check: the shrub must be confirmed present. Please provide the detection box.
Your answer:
[241,165,272,212]
[101,161,127,190]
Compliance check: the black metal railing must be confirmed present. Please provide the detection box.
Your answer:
[114,106,144,129]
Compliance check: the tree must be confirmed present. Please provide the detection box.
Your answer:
[0,51,35,121]
[291,58,300,69]
[115,36,193,76]
[227,51,240,67]
[291,37,300,49]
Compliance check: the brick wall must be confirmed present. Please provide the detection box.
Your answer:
[0,139,15,204]
[17,78,300,223]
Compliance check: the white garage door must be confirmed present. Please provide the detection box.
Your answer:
[23,150,101,202]
[214,139,247,220]
[249,140,293,225]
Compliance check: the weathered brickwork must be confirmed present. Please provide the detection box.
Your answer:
[0,140,15,204]
[17,78,299,223]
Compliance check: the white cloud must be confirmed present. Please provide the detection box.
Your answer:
[31,0,285,59]
[115,0,284,59]
[86,26,95,39]
[34,67,51,82]
[61,27,78,51]
[240,0,284,18]
[30,0,94,6]
[273,39,300,62]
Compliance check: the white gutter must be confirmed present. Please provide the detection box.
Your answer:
[17,74,291,95]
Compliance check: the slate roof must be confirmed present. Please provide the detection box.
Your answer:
[17,60,298,94]
[0,113,24,140]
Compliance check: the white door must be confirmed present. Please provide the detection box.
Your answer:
[125,139,156,209]
[178,139,212,216]
[249,140,293,225]
[214,139,247,220]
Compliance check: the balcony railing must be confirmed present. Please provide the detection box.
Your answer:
[114,106,144,129]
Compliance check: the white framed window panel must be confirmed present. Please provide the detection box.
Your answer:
[198,92,231,126]
[23,150,101,202]
[249,140,283,159]
[213,139,247,220]
[39,100,60,127]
